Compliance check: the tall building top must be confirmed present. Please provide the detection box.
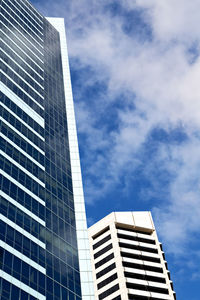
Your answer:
[1,0,94,299]
[89,211,155,235]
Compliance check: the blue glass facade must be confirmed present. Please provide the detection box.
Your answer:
[0,0,82,299]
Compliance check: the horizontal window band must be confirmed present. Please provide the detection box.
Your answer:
[2,55,44,98]
[1,75,44,118]
[119,242,158,254]
[0,271,46,300]
[0,134,45,171]
[1,155,45,202]
[95,253,114,269]
[1,175,45,221]
[0,191,45,226]
[0,91,44,137]
[126,282,169,295]
[117,232,156,245]
[1,171,45,206]
[19,0,43,24]
[97,273,118,290]
[0,31,44,82]
[1,222,46,270]
[1,106,44,151]
[124,271,166,284]
[1,40,44,84]
[1,49,44,89]
[1,195,45,244]
[2,0,44,40]
[1,136,45,183]
[96,263,116,279]
[122,261,163,274]
[92,226,110,240]
[0,22,43,68]
[0,8,44,52]
[1,151,45,187]
[116,225,152,236]
[94,243,113,259]
[1,248,46,295]
[1,51,43,92]
[93,234,111,250]
[8,0,43,29]
[0,102,44,141]
[1,31,44,76]
[1,215,45,248]
[121,251,160,264]
[99,284,119,300]
[1,60,44,103]
[0,240,46,274]
[0,82,44,127]
[111,296,121,300]
[1,118,45,155]
[4,0,43,33]
[0,122,45,167]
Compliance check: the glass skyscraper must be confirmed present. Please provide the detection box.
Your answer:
[0,0,94,299]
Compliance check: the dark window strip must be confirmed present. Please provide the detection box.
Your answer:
[1,74,44,117]
[112,296,121,300]
[0,196,45,242]
[116,225,152,236]
[0,92,44,136]
[126,282,169,295]
[95,253,114,269]
[1,106,44,150]
[0,221,45,267]
[121,251,160,264]
[1,278,38,300]
[1,155,45,200]
[128,295,168,300]
[123,261,163,273]
[1,247,45,293]
[4,0,43,32]
[1,33,43,78]
[94,243,113,259]
[1,50,44,95]
[96,263,116,279]
[1,138,44,182]
[0,20,43,70]
[124,271,166,284]
[1,175,45,220]
[1,5,44,48]
[117,233,155,245]
[92,226,110,240]
[99,284,119,300]
[0,121,44,165]
[97,273,118,290]
[119,242,158,254]
[1,61,44,106]
[17,0,43,22]
[93,234,111,250]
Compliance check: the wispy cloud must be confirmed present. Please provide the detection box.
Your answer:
[34,0,200,281]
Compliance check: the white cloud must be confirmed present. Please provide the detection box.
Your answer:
[34,0,200,262]
[65,1,200,255]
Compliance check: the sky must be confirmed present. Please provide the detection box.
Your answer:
[31,0,200,299]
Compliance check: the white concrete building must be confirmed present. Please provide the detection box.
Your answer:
[88,212,176,300]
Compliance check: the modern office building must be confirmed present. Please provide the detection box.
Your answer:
[88,212,176,300]
[0,0,94,299]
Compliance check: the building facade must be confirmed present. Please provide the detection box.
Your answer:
[0,0,93,299]
[88,212,176,300]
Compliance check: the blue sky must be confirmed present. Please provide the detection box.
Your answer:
[32,1,200,299]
